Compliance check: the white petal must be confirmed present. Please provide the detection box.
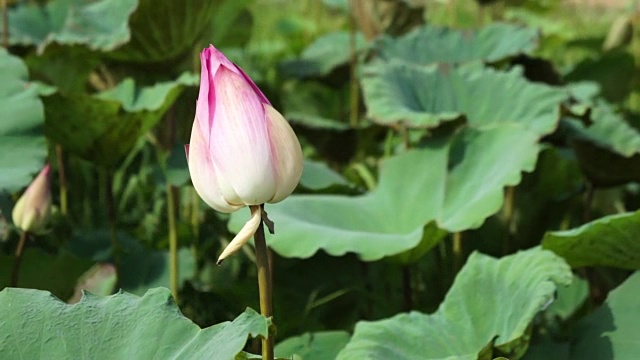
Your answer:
[187,119,243,213]
[217,205,262,264]
[210,66,277,205]
[264,105,303,203]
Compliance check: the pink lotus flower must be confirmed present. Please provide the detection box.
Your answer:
[12,164,52,233]
[186,45,303,263]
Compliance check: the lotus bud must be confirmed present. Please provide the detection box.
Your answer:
[186,45,303,263]
[12,165,52,233]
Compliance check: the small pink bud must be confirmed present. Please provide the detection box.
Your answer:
[12,164,52,233]
[186,45,303,262]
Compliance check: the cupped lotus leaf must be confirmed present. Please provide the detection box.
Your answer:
[336,248,572,360]
[44,73,196,167]
[361,62,567,134]
[569,271,640,358]
[375,23,538,65]
[107,0,217,62]
[5,0,137,53]
[275,331,351,360]
[0,49,46,193]
[542,210,640,269]
[0,288,269,359]
[230,124,539,261]
[280,31,369,79]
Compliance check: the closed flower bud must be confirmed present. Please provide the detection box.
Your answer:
[12,165,52,233]
[186,45,303,263]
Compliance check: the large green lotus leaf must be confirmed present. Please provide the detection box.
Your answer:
[545,276,589,321]
[375,23,538,65]
[299,160,350,191]
[542,210,640,269]
[565,106,640,157]
[44,73,196,167]
[563,102,640,186]
[0,248,93,300]
[280,31,368,79]
[275,331,351,360]
[337,248,572,359]
[361,62,567,134]
[0,287,269,359]
[107,0,217,62]
[0,49,46,193]
[570,271,640,358]
[230,124,539,260]
[5,0,137,53]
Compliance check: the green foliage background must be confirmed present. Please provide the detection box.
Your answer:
[2,0,640,359]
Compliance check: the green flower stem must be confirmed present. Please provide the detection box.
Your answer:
[167,184,179,302]
[56,145,68,216]
[105,171,121,270]
[254,206,274,360]
[452,232,462,272]
[502,186,515,254]
[10,231,28,287]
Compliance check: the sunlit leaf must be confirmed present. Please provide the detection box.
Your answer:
[230,125,539,260]
[375,23,538,65]
[0,49,46,193]
[361,63,567,134]
[336,248,572,359]
[570,271,640,358]
[542,210,640,269]
[0,288,269,359]
[5,0,137,53]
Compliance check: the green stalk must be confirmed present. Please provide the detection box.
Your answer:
[104,171,120,269]
[254,206,274,360]
[167,184,179,302]
[10,231,28,287]
[502,186,515,254]
[452,232,462,272]
[56,145,68,216]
